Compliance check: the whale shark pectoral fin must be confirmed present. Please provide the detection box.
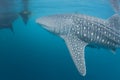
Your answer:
[61,35,87,76]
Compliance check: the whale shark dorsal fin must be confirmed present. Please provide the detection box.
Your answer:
[108,14,119,22]
[110,0,120,13]
[108,14,119,19]
[108,14,120,31]
[61,35,88,76]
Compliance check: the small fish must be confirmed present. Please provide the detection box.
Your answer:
[20,10,31,24]
[20,0,31,24]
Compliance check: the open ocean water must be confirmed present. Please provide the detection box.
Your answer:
[0,0,120,80]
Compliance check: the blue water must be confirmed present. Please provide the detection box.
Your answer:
[0,0,120,80]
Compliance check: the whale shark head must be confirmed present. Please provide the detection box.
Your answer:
[36,14,74,35]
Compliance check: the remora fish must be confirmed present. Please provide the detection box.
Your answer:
[0,12,18,32]
[20,0,31,24]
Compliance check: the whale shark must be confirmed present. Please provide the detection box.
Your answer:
[36,13,120,76]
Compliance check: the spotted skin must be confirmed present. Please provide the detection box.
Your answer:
[72,14,120,49]
[36,13,120,76]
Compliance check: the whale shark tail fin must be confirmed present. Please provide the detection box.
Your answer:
[108,14,120,31]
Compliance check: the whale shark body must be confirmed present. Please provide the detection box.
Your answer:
[36,13,120,76]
